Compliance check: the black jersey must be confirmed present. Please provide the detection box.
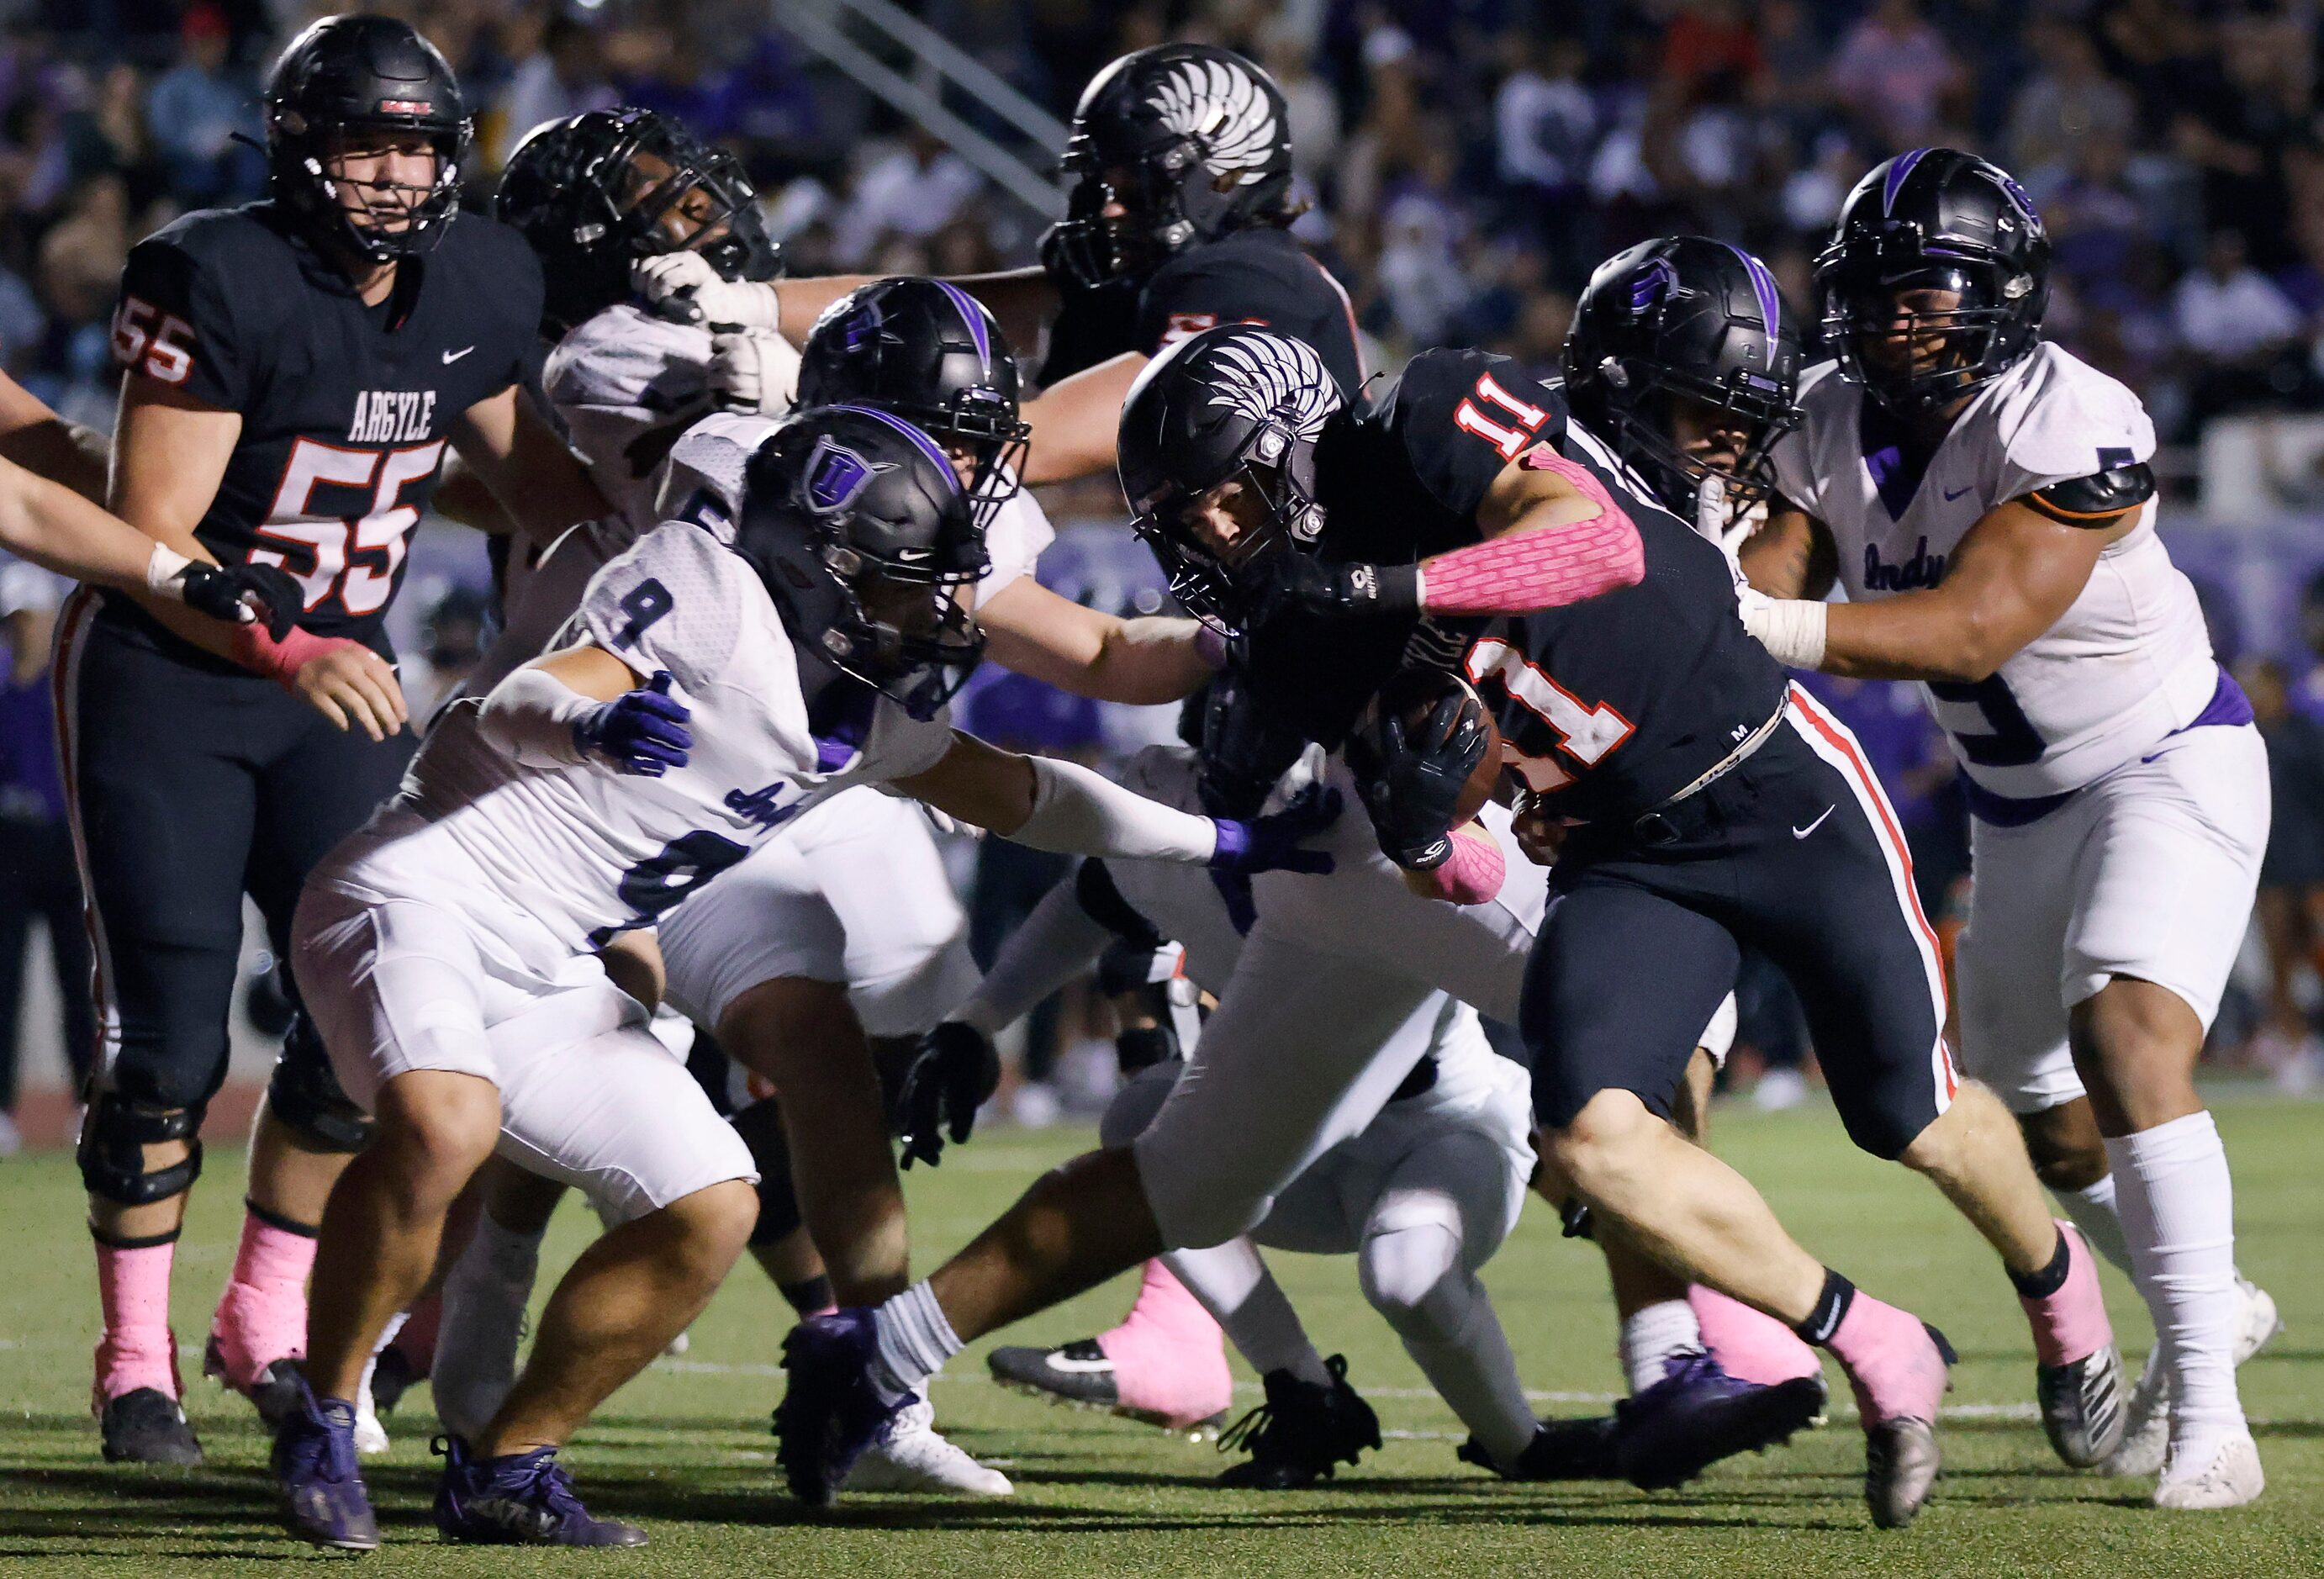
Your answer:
[1038,226,1363,395]
[1244,346,1786,824]
[103,201,541,657]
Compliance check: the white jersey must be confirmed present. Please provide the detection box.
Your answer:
[333,521,954,959]
[543,304,726,539]
[659,410,1055,611]
[1771,344,2217,798]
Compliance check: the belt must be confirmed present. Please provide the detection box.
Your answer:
[1627,703,1787,847]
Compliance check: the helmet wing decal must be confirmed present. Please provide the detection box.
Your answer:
[1203,333,1336,442]
[1151,57,1280,187]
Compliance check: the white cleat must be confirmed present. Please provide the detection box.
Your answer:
[664,1329,691,1358]
[2153,1432,2264,1510]
[2105,1276,2281,1478]
[841,1393,1013,1497]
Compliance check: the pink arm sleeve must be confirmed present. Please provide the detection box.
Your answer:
[1415,448,1645,616]
[1417,824,1507,905]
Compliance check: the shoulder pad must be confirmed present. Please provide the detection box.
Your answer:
[2024,462,2155,526]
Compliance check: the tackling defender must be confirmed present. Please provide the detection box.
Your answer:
[272,406,1334,1550]
[1742,148,2278,1509]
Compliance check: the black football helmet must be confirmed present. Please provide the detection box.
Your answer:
[735,405,990,721]
[1815,148,2051,417]
[263,15,471,263]
[496,107,779,339]
[1564,236,1802,531]
[1047,44,1296,291]
[1117,323,1343,634]
[797,278,1029,518]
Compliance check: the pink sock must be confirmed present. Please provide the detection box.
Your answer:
[1098,1260,1233,1429]
[1691,1286,1824,1386]
[2019,1222,2113,1368]
[93,1238,180,1408]
[1825,1290,1950,1427]
[207,1207,316,1385]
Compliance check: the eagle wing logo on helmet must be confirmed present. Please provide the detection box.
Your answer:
[1204,333,1336,441]
[1151,58,1279,187]
[801,437,892,515]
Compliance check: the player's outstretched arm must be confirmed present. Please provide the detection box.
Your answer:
[0,370,107,504]
[1736,506,1838,601]
[979,576,1221,705]
[1269,445,1645,621]
[1019,351,1147,483]
[1746,496,2121,681]
[448,385,613,548]
[633,260,1056,357]
[891,729,1338,874]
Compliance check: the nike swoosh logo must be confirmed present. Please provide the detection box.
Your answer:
[1942,484,1972,501]
[1040,1354,1117,1375]
[1793,806,1835,839]
[442,346,474,364]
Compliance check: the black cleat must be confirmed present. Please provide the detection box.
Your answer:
[204,1338,304,1430]
[988,1339,1120,1411]
[369,1344,418,1418]
[1460,1413,1623,1481]
[1215,1355,1381,1489]
[98,1387,203,1465]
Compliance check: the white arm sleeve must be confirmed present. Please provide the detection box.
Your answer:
[1009,756,1222,864]
[477,665,598,769]
[954,873,1118,1036]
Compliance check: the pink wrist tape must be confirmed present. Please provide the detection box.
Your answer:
[1417,450,1645,615]
[1422,825,1506,905]
[231,623,354,688]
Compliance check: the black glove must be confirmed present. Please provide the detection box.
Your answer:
[1255,552,1420,623]
[1347,680,1491,869]
[177,562,304,639]
[895,1021,1001,1170]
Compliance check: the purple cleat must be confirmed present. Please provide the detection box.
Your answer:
[773,1310,910,1507]
[1614,1351,1827,1491]
[432,1434,646,1546]
[272,1376,378,1551]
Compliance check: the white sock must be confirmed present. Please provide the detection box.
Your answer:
[2106,1112,2245,1461]
[1620,1298,1704,1395]
[433,1214,544,1440]
[1170,1245,1331,1388]
[2054,1174,2135,1275]
[368,1308,410,1362]
[870,1281,962,1407]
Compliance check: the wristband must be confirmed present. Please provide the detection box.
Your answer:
[144,543,194,598]
[230,621,346,689]
[1742,597,1829,669]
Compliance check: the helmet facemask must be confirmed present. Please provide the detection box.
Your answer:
[1598,359,1801,531]
[815,539,987,721]
[603,130,779,287]
[1130,434,1322,637]
[286,117,469,263]
[1820,235,2040,417]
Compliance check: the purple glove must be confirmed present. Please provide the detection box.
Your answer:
[1208,784,1342,877]
[575,670,692,776]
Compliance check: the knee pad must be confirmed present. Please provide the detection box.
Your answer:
[77,1091,204,1205]
[730,1097,800,1245]
[267,1022,373,1153]
[1358,1224,1471,1342]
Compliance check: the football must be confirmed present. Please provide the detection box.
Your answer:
[1374,668,1505,826]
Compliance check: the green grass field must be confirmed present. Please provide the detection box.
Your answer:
[1,1091,2319,1578]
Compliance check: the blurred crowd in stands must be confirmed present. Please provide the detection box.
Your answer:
[5,0,2324,1137]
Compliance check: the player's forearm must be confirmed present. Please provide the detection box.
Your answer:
[1022,352,1143,483]
[1747,591,2005,683]
[908,738,1224,863]
[0,459,185,590]
[768,276,877,345]
[0,415,108,504]
[477,664,601,768]
[955,874,1117,1036]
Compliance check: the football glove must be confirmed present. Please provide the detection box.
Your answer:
[1255,552,1420,622]
[708,329,801,416]
[574,670,693,777]
[1347,684,1492,870]
[632,252,782,331]
[1207,783,1342,877]
[895,1021,1001,1170]
[168,560,304,639]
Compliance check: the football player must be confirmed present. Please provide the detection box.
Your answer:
[1742,149,2277,1508]
[632,43,1363,482]
[272,407,1335,1550]
[70,14,610,1465]
[776,271,2121,1528]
